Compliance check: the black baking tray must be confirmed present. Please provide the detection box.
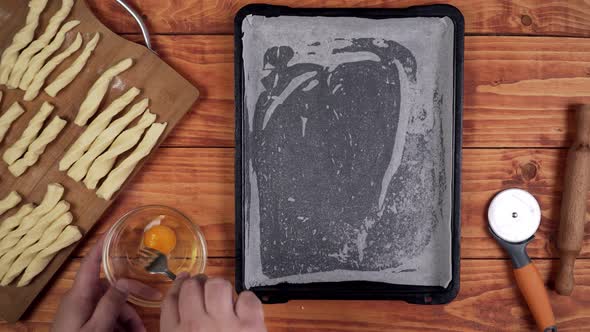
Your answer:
[234,4,464,305]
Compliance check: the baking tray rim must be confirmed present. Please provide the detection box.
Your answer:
[234,3,464,305]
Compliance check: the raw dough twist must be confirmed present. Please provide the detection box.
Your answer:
[7,0,75,88]
[17,225,82,287]
[0,201,69,280]
[97,122,167,200]
[75,58,134,126]
[19,20,80,90]
[9,116,67,177]
[0,102,26,143]
[0,212,72,286]
[23,33,83,101]
[45,33,101,98]
[3,101,54,165]
[84,110,156,189]
[0,191,22,217]
[0,183,63,255]
[69,98,148,181]
[0,204,34,241]
[60,87,140,171]
[0,0,49,84]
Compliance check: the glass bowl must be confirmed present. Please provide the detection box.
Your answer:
[103,205,207,307]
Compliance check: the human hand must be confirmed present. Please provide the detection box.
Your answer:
[161,274,267,332]
[52,239,146,332]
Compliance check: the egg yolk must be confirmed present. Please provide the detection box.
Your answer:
[143,225,177,254]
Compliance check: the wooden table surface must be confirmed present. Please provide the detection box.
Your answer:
[3,0,590,331]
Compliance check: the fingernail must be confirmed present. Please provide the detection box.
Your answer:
[195,274,208,283]
[115,279,130,295]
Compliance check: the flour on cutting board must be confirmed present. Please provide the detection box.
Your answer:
[242,15,455,287]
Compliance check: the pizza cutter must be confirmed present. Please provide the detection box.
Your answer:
[488,189,557,332]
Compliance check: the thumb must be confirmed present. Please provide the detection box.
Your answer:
[85,280,130,332]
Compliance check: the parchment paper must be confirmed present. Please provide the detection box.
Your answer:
[241,15,454,288]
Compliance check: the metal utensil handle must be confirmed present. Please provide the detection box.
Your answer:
[115,0,153,51]
[164,270,177,280]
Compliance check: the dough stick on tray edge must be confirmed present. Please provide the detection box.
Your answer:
[1,212,73,286]
[96,122,167,200]
[45,33,101,98]
[84,110,157,189]
[19,20,81,91]
[23,33,83,102]
[3,101,54,166]
[75,58,134,126]
[68,98,148,182]
[0,191,22,216]
[0,102,26,143]
[60,87,141,171]
[9,116,67,177]
[17,225,82,287]
[0,0,49,84]
[6,0,75,89]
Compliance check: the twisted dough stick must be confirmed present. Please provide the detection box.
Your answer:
[3,102,54,165]
[0,102,26,143]
[97,122,167,200]
[0,0,49,85]
[9,116,67,177]
[0,204,34,241]
[0,201,69,279]
[75,58,134,126]
[23,33,83,101]
[84,110,156,189]
[1,212,72,286]
[7,0,75,89]
[69,98,148,181]
[17,225,82,287]
[19,20,80,90]
[45,33,101,98]
[0,183,63,255]
[60,87,140,171]
[0,191,22,217]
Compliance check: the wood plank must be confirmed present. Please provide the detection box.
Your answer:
[3,258,590,331]
[118,35,590,148]
[68,148,590,260]
[86,0,590,37]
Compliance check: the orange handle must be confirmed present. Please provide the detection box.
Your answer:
[514,263,556,332]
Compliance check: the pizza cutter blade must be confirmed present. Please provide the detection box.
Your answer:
[488,189,557,332]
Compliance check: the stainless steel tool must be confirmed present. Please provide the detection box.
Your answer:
[139,247,176,280]
[116,0,153,51]
[488,189,556,332]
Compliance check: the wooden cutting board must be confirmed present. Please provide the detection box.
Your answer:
[0,0,199,322]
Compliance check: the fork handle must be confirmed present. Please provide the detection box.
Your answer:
[164,270,177,280]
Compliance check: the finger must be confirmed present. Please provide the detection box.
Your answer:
[161,272,190,326]
[178,276,206,321]
[204,278,235,318]
[235,291,264,322]
[118,302,146,332]
[125,279,162,301]
[73,237,105,292]
[85,280,129,332]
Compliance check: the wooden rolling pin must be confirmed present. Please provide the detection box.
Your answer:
[557,105,590,295]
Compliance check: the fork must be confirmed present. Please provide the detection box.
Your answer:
[139,247,176,280]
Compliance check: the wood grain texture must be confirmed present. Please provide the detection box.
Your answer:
[115,35,590,148]
[61,148,590,261]
[2,258,589,331]
[2,0,590,330]
[86,0,590,37]
[0,0,198,322]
